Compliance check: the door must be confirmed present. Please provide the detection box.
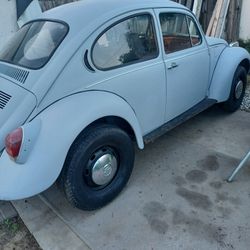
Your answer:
[87,11,167,135]
[155,10,210,122]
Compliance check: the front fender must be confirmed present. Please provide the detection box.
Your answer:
[0,91,143,200]
[208,46,250,102]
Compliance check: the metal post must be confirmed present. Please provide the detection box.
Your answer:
[227,151,250,182]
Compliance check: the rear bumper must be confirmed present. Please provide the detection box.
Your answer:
[0,148,53,200]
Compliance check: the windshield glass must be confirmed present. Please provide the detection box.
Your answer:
[0,21,68,69]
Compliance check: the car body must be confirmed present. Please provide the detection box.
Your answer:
[0,0,249,210]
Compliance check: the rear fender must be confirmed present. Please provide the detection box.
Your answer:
[0,91,143,200]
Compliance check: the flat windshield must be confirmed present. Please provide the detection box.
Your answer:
[0,21,68,69]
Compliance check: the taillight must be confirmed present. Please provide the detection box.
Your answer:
[5,128,23,158]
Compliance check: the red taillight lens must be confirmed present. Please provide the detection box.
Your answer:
[5,128,23,158]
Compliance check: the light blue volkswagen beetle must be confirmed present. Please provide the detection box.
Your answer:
[0,0,249,210]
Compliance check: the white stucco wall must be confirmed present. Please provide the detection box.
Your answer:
[240,0,250,40]
[0,0,18,51]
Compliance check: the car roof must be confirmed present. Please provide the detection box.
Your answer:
[42,0,188,34]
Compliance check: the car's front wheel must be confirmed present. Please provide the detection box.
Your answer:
[221,65,247,112]
[60,124,135,210]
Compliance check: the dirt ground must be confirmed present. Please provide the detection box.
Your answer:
[0,217,41,250]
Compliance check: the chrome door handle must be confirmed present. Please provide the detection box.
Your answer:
[168,62,178,69]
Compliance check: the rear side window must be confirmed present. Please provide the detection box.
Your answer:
[92,14,158,70]
[0,21,68,69]
[159,13,202,54]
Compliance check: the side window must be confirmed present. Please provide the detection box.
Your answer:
[186,16,202,46]
[159,13,202,54]
[159,13,191,54]
[92,14,158,70]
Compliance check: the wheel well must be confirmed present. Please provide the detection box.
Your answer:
[59,116,137,186]
[240,59,250,74]
[84,116,136,142]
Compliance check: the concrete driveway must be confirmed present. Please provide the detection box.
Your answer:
[13,107,250,250]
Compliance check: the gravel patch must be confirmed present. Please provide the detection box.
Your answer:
[0,217,41,250]
[241,75,250,112]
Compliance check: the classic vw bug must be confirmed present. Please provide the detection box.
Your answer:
[0,0,249,210]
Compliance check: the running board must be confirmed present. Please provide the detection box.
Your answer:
[143,98,217,144]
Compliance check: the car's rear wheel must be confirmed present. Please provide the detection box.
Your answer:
[221,66,247,112]
[60,124,135,210]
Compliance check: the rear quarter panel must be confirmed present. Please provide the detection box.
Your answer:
[0,91,144,200]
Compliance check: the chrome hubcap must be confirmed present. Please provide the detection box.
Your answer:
[91,153,118,186]
[235,80,244,99]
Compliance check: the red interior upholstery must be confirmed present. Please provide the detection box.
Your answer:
[163,35,199,53]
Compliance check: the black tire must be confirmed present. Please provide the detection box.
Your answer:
[221,66,247,112]
[60,124,135,210]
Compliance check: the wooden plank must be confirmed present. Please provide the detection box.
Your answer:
[236,0,243,40]
[204,0,241,41]
[206,1,217,35]
[210,0,224,36]
[39,0,78,11]
[192,0,203,19]
[201,0,216,33]
[217,0,230,38]
[226,0,242,41]
[226,0,235,41]
[214,0,226,36]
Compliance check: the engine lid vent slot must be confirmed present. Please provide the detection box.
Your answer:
[0,64,29,84]
[0,91,11,109]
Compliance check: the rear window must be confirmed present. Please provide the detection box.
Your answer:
[0,21,68,69]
